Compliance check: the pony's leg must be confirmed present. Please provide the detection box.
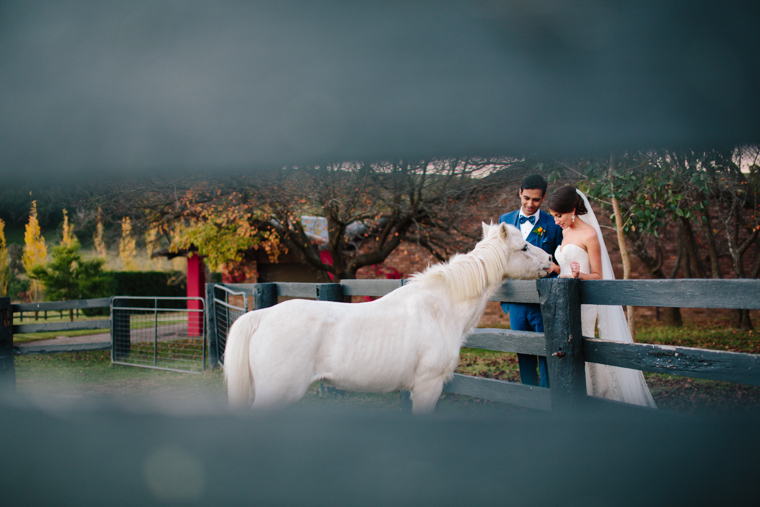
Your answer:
[251,371,313,410]
[248,328,316,409]
[410,377,445,414]
[252,383,307,409]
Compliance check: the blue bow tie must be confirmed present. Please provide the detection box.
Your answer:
[519,215,536,225]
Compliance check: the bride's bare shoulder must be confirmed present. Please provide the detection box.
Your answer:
[580,223,600,245]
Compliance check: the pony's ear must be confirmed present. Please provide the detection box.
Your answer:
[482,222,490,238]
[499,222,510,239]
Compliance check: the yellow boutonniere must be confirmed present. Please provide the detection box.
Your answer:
[535,226,544,236]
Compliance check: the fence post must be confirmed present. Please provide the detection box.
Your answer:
[111,297,131,361]
[0,297,15,393]
[205,284,220,368]
[316,283,345,398]
[254,283,278,310]
[537,278,587,412]
[315,283,342,303]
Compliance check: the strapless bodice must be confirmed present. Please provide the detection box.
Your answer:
[555,243,591,277]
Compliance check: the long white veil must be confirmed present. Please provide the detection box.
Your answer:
[576,189,656,407]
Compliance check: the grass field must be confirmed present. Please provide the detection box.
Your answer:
[13,350,522,414]
[11,317,760,415]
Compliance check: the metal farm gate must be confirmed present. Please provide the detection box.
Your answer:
[205,285,249,367]
[111,296,207,373]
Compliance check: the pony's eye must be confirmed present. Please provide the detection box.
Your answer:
[522,244,529,251]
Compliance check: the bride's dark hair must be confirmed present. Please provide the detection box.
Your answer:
[548,185,588,215]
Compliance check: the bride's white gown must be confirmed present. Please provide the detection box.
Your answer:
[555,244,656,407]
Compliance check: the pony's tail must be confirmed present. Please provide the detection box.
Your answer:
[223,312,258,408]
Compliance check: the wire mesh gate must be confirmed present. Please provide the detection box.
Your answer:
[207,285,248,367]
[111,296,207,373]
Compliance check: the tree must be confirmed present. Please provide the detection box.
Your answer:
[147,159,522,281]
[22,200,47,302]
[607,153,637,336]
[680,147,760,328]
[554,147,760,329]
[93,206,107,259]
[119,216,138,271]
[549,154,682,327]
[160,182,280,275]
[29,213,113,318]
[61,209,75,247]
[29,241,114,319]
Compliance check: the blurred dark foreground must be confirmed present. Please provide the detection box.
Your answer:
[0,396,757,506]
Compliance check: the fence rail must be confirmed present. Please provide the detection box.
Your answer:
[580,279,760,309]
[11,297,112,335]
[11,298,112,355]
[584,339,760,386]
[13,297,112,313]
[0,295,209,385]
[207,278,760,412]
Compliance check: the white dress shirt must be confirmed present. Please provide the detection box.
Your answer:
[518,209,540,240]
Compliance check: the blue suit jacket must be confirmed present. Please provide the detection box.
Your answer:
[498,209,563,322]
[499,209,562,260]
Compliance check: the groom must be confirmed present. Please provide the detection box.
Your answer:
[499,175,562,388]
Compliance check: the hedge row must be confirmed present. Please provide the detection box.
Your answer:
[110,271,187,298]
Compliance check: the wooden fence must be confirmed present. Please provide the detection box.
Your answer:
[0,297,112,388]
[206,278,760,412]
[3,278,758,410]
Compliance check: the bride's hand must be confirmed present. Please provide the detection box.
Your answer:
[570,261,580,278]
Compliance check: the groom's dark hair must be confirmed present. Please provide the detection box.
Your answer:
[520,174,548,196]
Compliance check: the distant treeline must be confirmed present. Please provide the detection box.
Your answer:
[0,181,123,245]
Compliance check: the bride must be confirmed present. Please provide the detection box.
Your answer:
[547,185,656,408]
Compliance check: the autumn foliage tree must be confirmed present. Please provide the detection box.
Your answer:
[61,209,74,247]
[93,207,107,259]
[22,200,47,301]
[159,184,279,276]
[145,158,522,281]
[119,216,138,271]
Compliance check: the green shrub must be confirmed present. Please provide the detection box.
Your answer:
[29,242,115,303]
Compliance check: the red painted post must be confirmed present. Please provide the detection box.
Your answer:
[319,250,334,281]
[187,253,206,337]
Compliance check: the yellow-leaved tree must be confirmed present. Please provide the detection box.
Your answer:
[0,219,9,297]
[144,226,162,269]
[119,216,138,270]
[93,207,107,259]
[23,200,48,301]
[61,209,75,247]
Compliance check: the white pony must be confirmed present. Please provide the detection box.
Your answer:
[224,222,552,413]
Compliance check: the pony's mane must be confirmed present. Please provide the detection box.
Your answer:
[409,231,510,301]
